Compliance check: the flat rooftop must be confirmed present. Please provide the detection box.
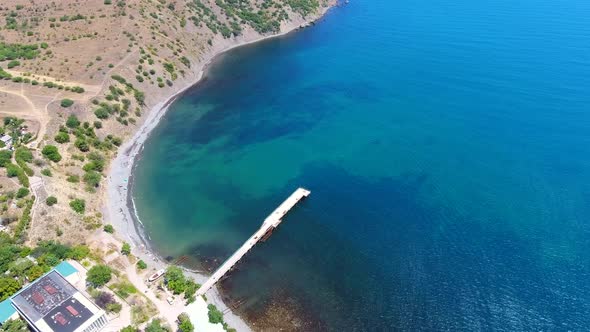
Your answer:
[11,270,96,332]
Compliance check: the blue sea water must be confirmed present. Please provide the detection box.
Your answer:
[132,0,590,330]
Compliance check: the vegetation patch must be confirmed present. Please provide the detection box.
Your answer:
[87,264,112,287]
[0,43,41,61]
[60,99,74,108]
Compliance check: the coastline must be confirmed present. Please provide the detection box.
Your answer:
[104,4,335,331]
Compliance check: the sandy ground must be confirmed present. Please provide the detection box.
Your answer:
[89,229,228,331]
[104,4,336,331]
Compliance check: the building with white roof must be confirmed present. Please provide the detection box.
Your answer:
[0,135,12,149]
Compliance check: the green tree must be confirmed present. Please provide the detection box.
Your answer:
[86,264,112,287]
[121,242,131,255]
[184,279,200,299]
[136,260,147,270]
[103,224,114,233]
[66,115,80,128]
[165,266,186,294]
[177,313,194,332]
[60,99,74,107]
[0,277,21,301]
[0,318,28,332]
[42,145,61,162]
[145,319,168,332]
[207,304,224,324]
[46,196,57,206]
[69,198,85,214]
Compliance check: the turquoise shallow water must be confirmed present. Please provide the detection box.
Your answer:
[133,0,590,330]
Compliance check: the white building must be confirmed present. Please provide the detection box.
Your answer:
[0,134,12,149]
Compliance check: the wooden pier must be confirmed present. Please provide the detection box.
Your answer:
[196,188,311,296]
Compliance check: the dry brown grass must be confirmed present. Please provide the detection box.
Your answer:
[0,0,333,250]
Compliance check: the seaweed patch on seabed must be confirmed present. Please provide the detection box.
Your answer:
[220,285,329,332]
[187,243,233,273]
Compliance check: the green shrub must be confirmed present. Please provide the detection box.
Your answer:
[0,277,21,301]
[5,163,19,177]
[0,319,28,332]
[67,245,90,260]
[69,198,85,214]
[60,99,74,107]
[75,138,89,152]
[5,163,28,186]
[66,115,80,128]
[83,170,101,188]
[106,302,122,313]
[184,280,200,299]
[121,242,131,255]
[94,107,109,119]
[0,150,12,167]
[120,326,137,332]
[16,187,29,198]
[111,137,122,146]
[42,145,61,162]
[66,174,80,183]
[86,264,111,287]
[15,147,33,163]
[46,196,57,206]
[112,281,138,298]
[54,132,70,143]
[7,60,20,69]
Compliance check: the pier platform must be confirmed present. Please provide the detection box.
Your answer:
[196,188,310,296]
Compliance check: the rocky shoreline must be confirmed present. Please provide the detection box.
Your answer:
[104,4,336,331]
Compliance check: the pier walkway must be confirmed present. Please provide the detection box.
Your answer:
[196,188,311,296]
